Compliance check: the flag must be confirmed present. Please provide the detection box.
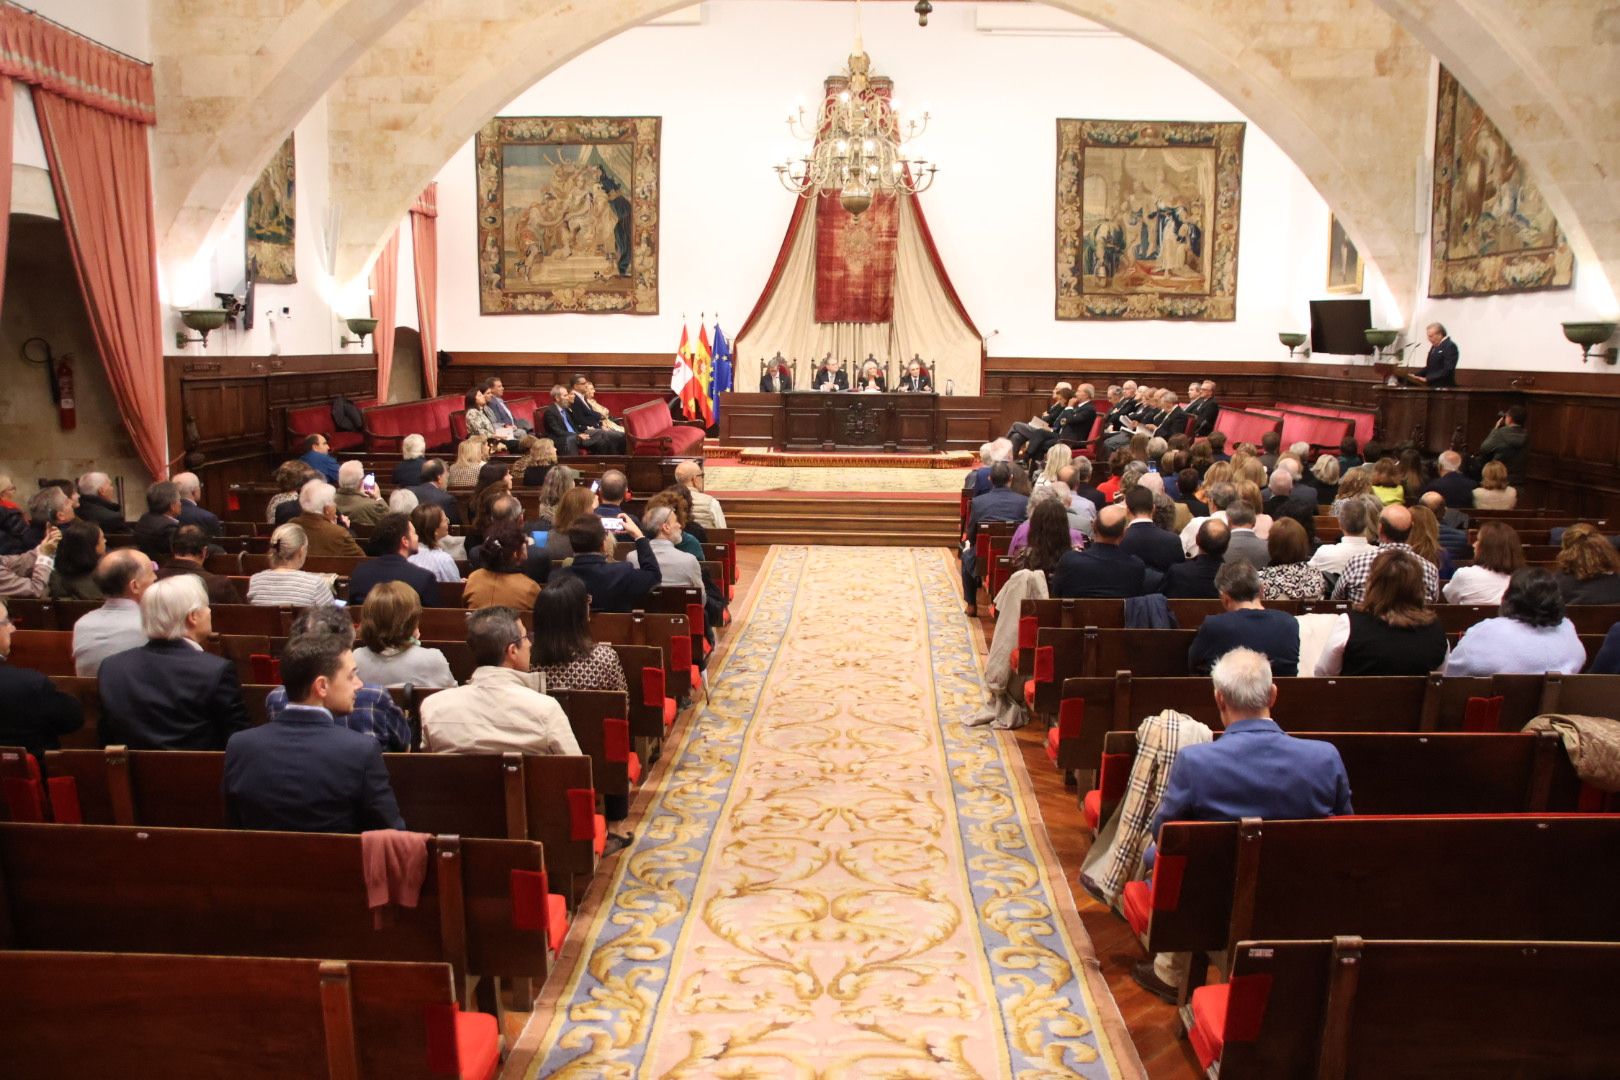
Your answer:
[670,323,698,419]
[710,321,734,427]
[694,323,715,427]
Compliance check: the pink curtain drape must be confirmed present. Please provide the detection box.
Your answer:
[0,7,156,123]
[409,184,438,398]
[370,227,400,402]
[0,78,15,319]
[34,88,167,479]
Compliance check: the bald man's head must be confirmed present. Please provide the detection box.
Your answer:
[1380,504,1413,544]
[1419,491,1446,513]
[1094,504,1129,543]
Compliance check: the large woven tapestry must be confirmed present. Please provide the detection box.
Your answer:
[1055,119,1243,321]
[813,74,900,323]
[476,116,660,315]
[245,135,295,284]
[1430,67,1571,298]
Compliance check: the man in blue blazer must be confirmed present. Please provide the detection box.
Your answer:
[559,514,660,613]
[97,575,250,750]
[962,462,1029,615]
[1119,486,1185,574]
[1052,505,1147,599]
[1413,322,1459,388]
[298,433,342,484]
[1186,562,1299,676]
[1160,520,1229,599]
[1133,647,1352,1002]
[346,513,440,607]
[224,632,405,833]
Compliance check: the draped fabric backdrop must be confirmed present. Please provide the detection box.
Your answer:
[814,189,899,323]
[369,228,400,402]
[0,78,14,318]
[0,6,163,478]
[409,184,439,397]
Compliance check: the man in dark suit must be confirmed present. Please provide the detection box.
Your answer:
[543,383,617,456]
[298,433,342,484]
[1132,646,1351,1002]
[0,598,84,758]
[172,472,222,538]
[223,633,405,833]
[1413,322,1459,388]
[1052,505,1147,598]
[1185,380,1220,437]
[347,512,441,607]
[1262,470,1318,535]
[561,514,660,613]
[1161,519,1230,598]
[1149,392,1190,440]
[1421,450,1475,509]
[97,575,250,749]
[1026,385,1097,465]
[1186,561,1299,676]
[484,377,533,433]
[759,362,793,392]
[593,470,644,534]
[155,525,241,605]
[962,462,1029,615]
[407,459,462,526]
[811,356,848,392]
[1006,382,1073,459]
[75,472,129,536]
[132,480,181,563]
[567,375,627,453]
[1119,486,1184,573]
[1418,492,1473,559]
[896,357,932,392]
[1100,380,1142,436]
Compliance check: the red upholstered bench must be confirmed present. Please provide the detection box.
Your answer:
[362,394,463,452]
[286,397,377,453]
[622,399,705,457]
[1211,407,1282,449]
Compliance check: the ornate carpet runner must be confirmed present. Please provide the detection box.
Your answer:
[525,547,1134,1078]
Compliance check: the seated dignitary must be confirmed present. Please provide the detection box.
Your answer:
[0,597,84,759]
[155,524,242,605]
[223,632,405,833]
[759,356,793,392]
[97,575,250,749]
[347,512,441,607]
[72,549,157,676]
[1052,504,1147,599]
[1132,647,1351,1003]
[812,355,848,391]
[896,357,932,392]
[1187,561,1300,676]
[419,606,581,756]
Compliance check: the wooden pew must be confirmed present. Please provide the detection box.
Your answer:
[591,611,694,700]
[0,952,503,1080]
[643,584,710,662]
[0,822,556,1008]
[1196,938,1620,1079]
[6,630,75,676]
[550,689,636,808]
[42,747,600,894]
[606,642,676,740]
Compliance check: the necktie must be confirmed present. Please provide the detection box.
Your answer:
[561,408,575,433]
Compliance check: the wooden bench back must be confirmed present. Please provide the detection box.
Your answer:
[590,611,690,699]
[550,689,634,800]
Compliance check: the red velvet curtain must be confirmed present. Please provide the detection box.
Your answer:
[410,184,438,397]
[34,89,167,479]
[0,8,156,123]
[370,227,400,402]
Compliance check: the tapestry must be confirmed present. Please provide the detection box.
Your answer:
[1055,118,1243,321]
[245,135,295,284]
[1430,68,1571,297]
[1327,214,1364,294]
[476,116,660,315]
[813,74,900,323]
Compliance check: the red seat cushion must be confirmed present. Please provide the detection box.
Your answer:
[1044,726,1060,765]
[455,1009,501,1080]
[1121,880,1151,935]
[592,813,606,856]
[627,750,643,785]
[1023,678,1036,709]
[546,893,569,955]
[1188,983,1228,1069]
[689,663,701,687]
[663,697,677,728]
[1082,788,1100,830]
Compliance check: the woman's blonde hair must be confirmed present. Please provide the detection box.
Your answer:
[1335,467,1371,501]
[1312,454,1341,486]
[1479,460,1509,491]
[268,523,308,568]
[553,486,597,534]
[1407,504,1443,567]
[511,434,557,474]
[1556,523,1620,582]
[1041,443,1073,485]
[454,436,489,468]
[359,580,422,652]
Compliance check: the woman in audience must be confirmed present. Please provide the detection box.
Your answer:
[1443,568,1587,676]
[1336,435,1363,474]
[462,520,540,610]
[1398,448,1427,506]
[545,486,599,559]
[1008,489,1084,567]
[1443,520,1524,605]
[1232,453,1268,491]
[1259,518,1326,599]
[266,460,317,523]
[532,466,576,532]
[1314,550,1449,676]
[246,523,337,606]
[510,433,558,487]
[1176,468,1207,518]
[1235,480,1274,540]
[532,571,628,815]
[393,433,428,487]
[460,387,508,452]
[1407,504,1454,580]
[1369,457,1405,506]
[48,519,104,599]
[407,504,462,582]
[1330,466,1371,517]
[1553,523,1620,605]
[465,469,514,552]
[1472,460,1518,510]
[1096,450,1131,503]
[1038,443,1073,488]
[1311,453,1341,506]
[352,580,457,687]
[447,435,490,488]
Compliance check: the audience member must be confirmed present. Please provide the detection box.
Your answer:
[352,580,456,688]
[1188,562,1300,676]
[563,514,660,613]
[1037,443,1074,488]
[293,480,365,558]
[645,502,706,597]
[1218,500,1266,570]
[962,461,1028,615]
[1589,623,1620,675]
[448,434,491,487]
[1118,485,1183,573]
[464,520,541,610]
[76,472,130,535]
[262,606,411,750]
[1006,382,1073,460]
[1053,505,1147,598]
[133,480,180,562]
[1008,496,1082,585]
[345,511,438,606]
[1417,491,1472,558]
[407,504,462,582]
[1309,454,1340,506]
[1406,504,1453,580]
[155,524,242,605]
[1316,550,1449,676]
[1178,481,1236,557]
[1442,521,1524,605]
[1161,519,1230,599]
[1369,457,1405,506]
[22,485,75,553]
[1233,479,1274,540]
[511,433,558,487]
[1069,457,1107,512]
[1472,460,1518,510]
[676,460,726,530]
[298,433,341,484]
[0,597,84,758]
[98,575,249,748]
[267,460,319,524]
[1132,647,1351,1002]
[1262,468,1316,534]
[1397,448,1427,506]
[593,470,642,532]
[1553,523,1620,605]
[1331,505,1441,604]
[223,632,405,833]
[72,550,156,675]
[170,471,221,538]
[420,606,580,755]
[1259,518,1326,600]
[1422,450,1474,509]
[1475,404,1528,485]
[1336,435,1363,474]
[0,524,59,598]
[246,523,338,607]
[469,494,550,584]
[48,519,105,599]
[1009,488,1084,561]
[532,467,577,533]
[394,434,429,487]
[334,460,387,528]
[1309,497,1374,578]
[1256,430,1281,472]
[1444,568,1586,677]
[0,474,30,553]
[1329,467,1371,517]
[486,376,534,433]
[407,459,462,526]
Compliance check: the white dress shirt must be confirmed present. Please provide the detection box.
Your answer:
[688,488,727,530]
[1442,565,1512,606]
[71,598,147,676]
[1307,535,1372,577]
[419,665,580,756]
[1178,510,1228,558]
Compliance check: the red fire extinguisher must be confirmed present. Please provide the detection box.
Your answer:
[55,356,76,431]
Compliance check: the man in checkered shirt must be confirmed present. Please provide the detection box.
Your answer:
[263,606,412,752]
[1330,504,1440,604]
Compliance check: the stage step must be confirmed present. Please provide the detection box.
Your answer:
[714,493,960,547]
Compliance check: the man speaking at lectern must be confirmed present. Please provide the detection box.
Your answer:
[1412,323,1459,388]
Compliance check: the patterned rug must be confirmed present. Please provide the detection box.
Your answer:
[704,465,969,494]
[519,547,1138,1079]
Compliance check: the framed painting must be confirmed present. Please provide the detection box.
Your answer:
[245,135,295,284]
[476,116,660,315]
[1430,67,1571,297]
[1056,118,1243,321]
[1326,214,1364,294]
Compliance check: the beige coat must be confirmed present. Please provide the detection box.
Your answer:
[419,666,581,757]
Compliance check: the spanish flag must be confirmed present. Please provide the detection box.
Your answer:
[693,323,716,427]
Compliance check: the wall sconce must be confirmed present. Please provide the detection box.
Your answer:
[175,308,228,350]
[1562,321,1617,365]
[1364,328,1400,364]
[914,1,932,26]
[1278,332,1309,360]
[339,316,378,348]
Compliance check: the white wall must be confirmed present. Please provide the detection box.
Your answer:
[24,0,151,62]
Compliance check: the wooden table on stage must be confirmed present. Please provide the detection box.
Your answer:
[721,391,949,451]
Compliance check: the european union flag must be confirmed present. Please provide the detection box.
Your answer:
[710,321,734,428]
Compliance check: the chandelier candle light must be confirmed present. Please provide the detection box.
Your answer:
[776,0,935,215]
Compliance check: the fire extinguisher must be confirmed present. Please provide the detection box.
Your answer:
[55,356,76,431]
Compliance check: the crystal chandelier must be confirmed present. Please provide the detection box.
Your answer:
[775,1,935,215]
